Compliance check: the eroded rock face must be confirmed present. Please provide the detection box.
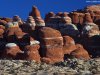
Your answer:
[2,43,22,59]
[83,35,100,58]
[0,19,7,25]
[82,22,100,37]
[45,12,55,28]
[45,12,70,30]
[29,6,41,18]
[81,12,100,37]
[38,27,64,64]
[84,5,100,26]
[85,5,100,15]
[13,15,23,25]
[60,24,79,37]
[29,6,45,26]
[45,12,55,22]
[70,12,79,24]
[1,17,12,23]
[63,36,76,54]
[79,13,85,25]
[24,40,40,62]
[25,16,36,30]
[38,27,63,46]
[62,12,69,17]
[0,25,5,38]
[41,46,64,64]
[35,17,45,26]
[15,32,31,49]
[83,13,93,23]
[70,44,90,60]
[5,27,19,43]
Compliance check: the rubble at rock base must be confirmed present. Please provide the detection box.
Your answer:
[0,58,99,75]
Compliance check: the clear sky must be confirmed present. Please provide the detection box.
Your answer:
[0,0,99,20]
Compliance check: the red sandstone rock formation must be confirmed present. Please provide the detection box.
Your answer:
[70,44,90,60]
[0,28,4,38]
[84,5,100,26]
[39,27,64,64]
[45,12,59,29]
[2,17,12,23]
[29,6,45,26]
[82,36,100,58]
[79,13,85,25]
[0,25,5,38]
[39,27,63,46]
[60,24,79,37]
[29,6,41,18]
[63,36,76,54]
[41,46,64,64]
[56,12,63,17]
[13,15,23,25]
[70,12,79,24]
[82,22,100,37]
[0,19,7,25]
[0,4,99,61]
[2,43,22,59]
[59,15,71,25]
[85,5,100,15]
[5,27,19,42]
[83,13,93,23]
[25,16,36,30]
[45,12,55,22]
[62,12,69,17]
[24,40,40,62]
[15,29,31,48]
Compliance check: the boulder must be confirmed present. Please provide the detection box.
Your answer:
[59,16,79,37]
[70,44,90,60]
[45,12,56,28]
[39,27,63,46]
[38,27,64,63]
[45,12,55,22]
[60,24,79,37]
[83,13,93,23]
[2,43,22,59]
[63,36,76,54]
[70,12,79,24]
[83,35,100,58]
[24,40,40,62]
[82,23,100,37]
[61,12,69,17]
[5,27,19,43]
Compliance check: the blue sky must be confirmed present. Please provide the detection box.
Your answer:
[0,0,99,20]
